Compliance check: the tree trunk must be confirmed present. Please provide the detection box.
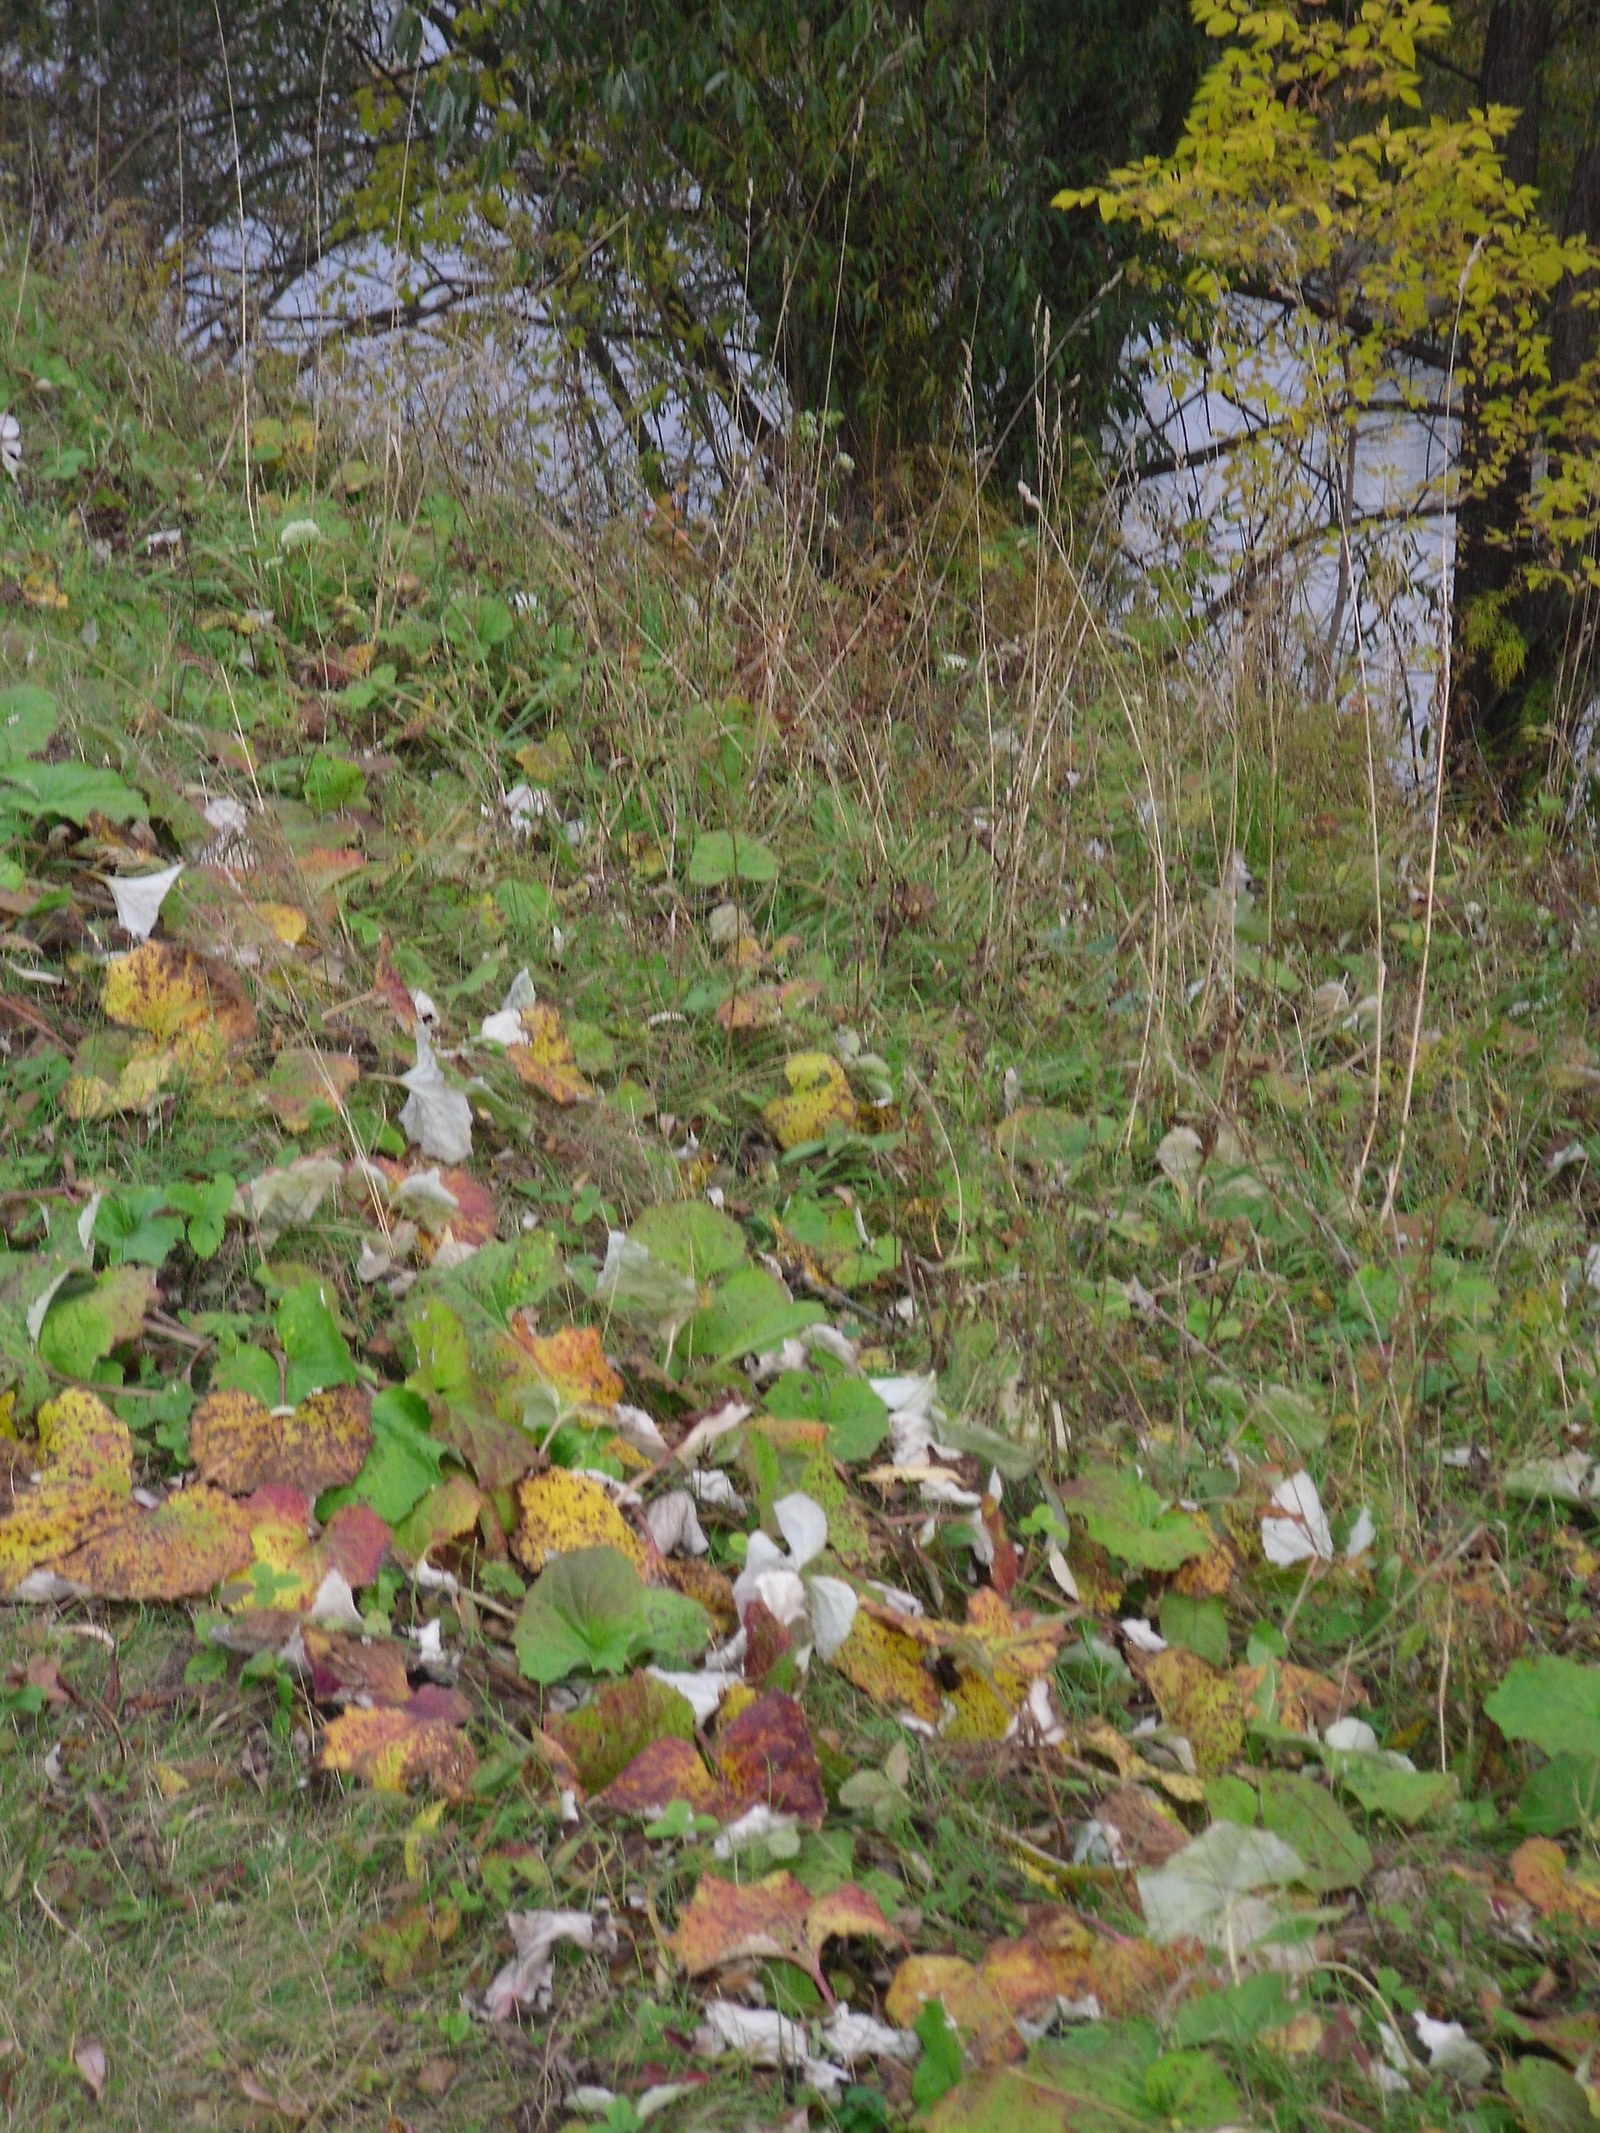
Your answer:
[1447,0,1556,793]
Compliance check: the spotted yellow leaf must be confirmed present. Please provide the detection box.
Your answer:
[762,1052,858,1150]
[511,1468,647,1575]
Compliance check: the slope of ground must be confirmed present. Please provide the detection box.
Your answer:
[1,263,1599,2133]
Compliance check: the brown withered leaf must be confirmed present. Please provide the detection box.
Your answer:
[1511,1837,1600,1928]
[191,1384,372,1497]
[301,1627,413,1708]
[670,1870,895,1986]
[715,1690,827,1825]
[54,1484,253,1600]
[552,1673,697,1794]
[319,1685,476,1794]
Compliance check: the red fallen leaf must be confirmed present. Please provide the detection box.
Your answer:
[301,1627,413,1707]
[669,1871,897,1992]
[319,1683,475,1794]
[600,1736,732,1817]
[715,1691,826,1825]
[374,936,418,1035]
[600,1688,828,1826]
[742,1598,794,1687]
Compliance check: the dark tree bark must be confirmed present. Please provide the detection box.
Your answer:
[1447,0,1558,790]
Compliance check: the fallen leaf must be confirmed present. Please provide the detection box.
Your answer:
[832,1607,945,1725]
[264,1047,360,1130]
[54,1485,253,1599]
[319,1684,476,1793]
[1137,1647,1246,1773]
[103,939,256,1049]
[190,1384,373,1496]
[552,1672,698,1792]
[0,1388,133,1593]
[512,1468,648,1575]
[224,1491,391,1613]
[484,1907,615,2021]
[671,1869,895,1987]
[763,1052,859,1150]
[74,2039,107,2101]
[107,861,183,941]
[715,1690,828,1825]
[301,1627,413,1707]
[507,1004,594,1105]
[886,1909,1193,2064]
[1261,1471,1333,1566]
[513,1323,622,1407]
[1511,1837,1600,1927]
[399,1030,473,1163]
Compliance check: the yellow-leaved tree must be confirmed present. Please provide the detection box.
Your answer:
[1059,0,1600,786]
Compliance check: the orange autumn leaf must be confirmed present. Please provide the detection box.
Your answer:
[507,1003,594,1105]
[670,1869,895,1984]
[103,939,256,1049]
[319,1685,476,1794]
[514,1323,622,1407]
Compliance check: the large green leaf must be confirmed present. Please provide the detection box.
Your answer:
[320,1387,446,1524]
[1257,1771,1371,1893]
[628,1199,746,1281]
[0,760,147,824]
[1058,1466,1209,1570]
[1486,1656,1600,1762]
[513,1545,709,1685]
[679,1264,826,1367]
[686,830,778,887]
[0,682,58,764]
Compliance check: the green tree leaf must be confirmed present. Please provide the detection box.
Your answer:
[1059,1467,1209,1570]
[1486,1656,1600,1763]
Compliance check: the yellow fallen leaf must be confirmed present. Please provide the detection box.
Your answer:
[511,1468,647,1575]
[763,1052,858,1150]
[507,1004,594,1106]
[253,902,308,947]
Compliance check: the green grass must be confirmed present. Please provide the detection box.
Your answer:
[1,253,1599,2131]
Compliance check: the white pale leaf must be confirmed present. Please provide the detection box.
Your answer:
[1137,1820,1305,1949]
[107,861,183,941]
[1261,1469,1333,1565]
[644,1490,709,1558]
[1343,1507,1377,1559]
[773,1490,828,1568]
[240,1155,345,1240]
[1412,2013,1490,2086]
[1156,1125,1205,1192]
[390,1167,462,1226]
[484,1909,608,2021]
[806,1575,858,1661]
[399,1031,473,1163]
[818,2007,919,2066]
[644,1668,738,1723]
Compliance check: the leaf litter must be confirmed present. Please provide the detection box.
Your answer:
[4,270,1600,2133]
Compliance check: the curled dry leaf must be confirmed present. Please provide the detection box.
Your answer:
[485,1907,615,2021]
[319,1684,477,1793]
[190,1384,373,1496]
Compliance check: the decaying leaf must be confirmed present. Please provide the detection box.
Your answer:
[886,1909,1195,2064]
[190,1384,373,1496]
[55,1484,253,1599]
[763,1052,860,1150]
[671,1869,896,1987]
[1511,1837,1600,1928]
[263,1047,360,1130]
[222,1488,391,1614]
[512,1468,648,1575]
[319,1684,476,1793]
[1136,1646,1246,1773]
[0,1388,133,1593]
[507,1004,594,1105]
[103,939,256,1049]
[513,1323,622,1407]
